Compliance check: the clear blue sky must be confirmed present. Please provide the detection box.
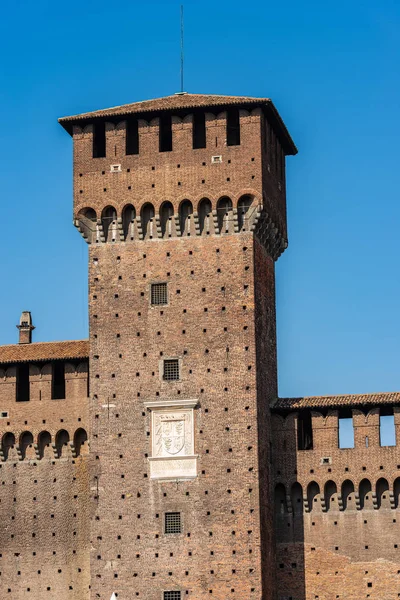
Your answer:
[0,0,399,399]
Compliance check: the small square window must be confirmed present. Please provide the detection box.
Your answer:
[163,359,180,381]
[151,283,168,306]
[164,593,181,600]
[165,512,182,534]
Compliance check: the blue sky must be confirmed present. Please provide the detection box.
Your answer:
[0,0,399,398]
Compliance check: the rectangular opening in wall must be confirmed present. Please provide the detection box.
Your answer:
[93,121,106,158]
[380,407,396,446]
[193,112,206,149]
[16,363,30,402]
[164,592,181,600]
[52,362,66,400]
[151,282,168,306]
[159,115,172,152]
[297,410,313,450]
[226,108,240,146]
[338,409,355,448]
[163,359,179,381]
[165,512,182,534]
[126,118,139,155]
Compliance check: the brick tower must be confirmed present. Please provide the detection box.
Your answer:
[59,92,297,600]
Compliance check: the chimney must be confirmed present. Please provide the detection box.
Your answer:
[17,311,35,344]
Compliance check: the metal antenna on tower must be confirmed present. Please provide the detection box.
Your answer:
[180,5,184,93]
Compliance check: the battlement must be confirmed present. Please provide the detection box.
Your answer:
[60,94,297,259]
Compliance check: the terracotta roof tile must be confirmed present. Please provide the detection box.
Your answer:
[272,392,400,410]
[58,92,297,155]
[59,93,272,122]
[0,340,89,365]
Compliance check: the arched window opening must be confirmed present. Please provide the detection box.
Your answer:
[38,431,51,459]
[359,478,372,509]
[376,478,390,508]
[324,480,337,511]
[93,121,106,158]
[291,482,303,514]
[101,206,117,242]
[394,478,400,508]
[341,480,355,510]
[141,203,155,239]
[216,197,233,233]
[274,483,287,516]
[16,363,30,402]
[122,204,136,241]
[179,200,193,236]
[55,430,70,458]
[193,112,206,149]
[126,118,139,155]
[307,481,320,511]
[226,109,240,146]
[198,198,212,235]
[19,431,34,460]
[159,115,172,152]
[77,208,97,243]
[379,406,396,447]
[237,195,253,231]
[74,428,88,457]
[52,362,65,400]
[338,408,355,449]
[160,202,174,238]
[297,410,313,450]
[2,432,15,460]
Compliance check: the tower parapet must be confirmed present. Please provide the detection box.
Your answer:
[59,93,297,260]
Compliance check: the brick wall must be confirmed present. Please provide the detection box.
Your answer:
[0,361,90,599]
[88,233,279,600]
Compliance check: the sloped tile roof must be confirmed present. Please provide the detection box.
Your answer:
[59,93,272,122]
[0,340,89,364]
[58,92,297,154]
[272,392,400,410]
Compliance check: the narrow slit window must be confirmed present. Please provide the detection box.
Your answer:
[165,512,181,534]
[126,118,139,155]
[151,283,168,306]
[297,410,313,450]
[164,593,181,600]
[93,121,106,158]
[226,109,240,146]
[52,362,66,400]
[159,115,172,152]
[380,408,396,447]
[193,112,206,149]
[16,363,30,402]
[163,359,179,381]
[338,410,355,449]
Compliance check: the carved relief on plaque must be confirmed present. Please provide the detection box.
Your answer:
[153,410,193,458]
[144,399,198,480]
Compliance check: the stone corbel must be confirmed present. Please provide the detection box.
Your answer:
[174,214,182,237]
[193,212,200,235]
[136,216,144,240]
[117,217,124,240]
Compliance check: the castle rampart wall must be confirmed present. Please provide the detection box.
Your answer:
[272,405,400,600]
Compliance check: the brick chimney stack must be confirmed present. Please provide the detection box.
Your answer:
[17,311,35,344]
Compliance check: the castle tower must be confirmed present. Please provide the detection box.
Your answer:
[59,92,297,600]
